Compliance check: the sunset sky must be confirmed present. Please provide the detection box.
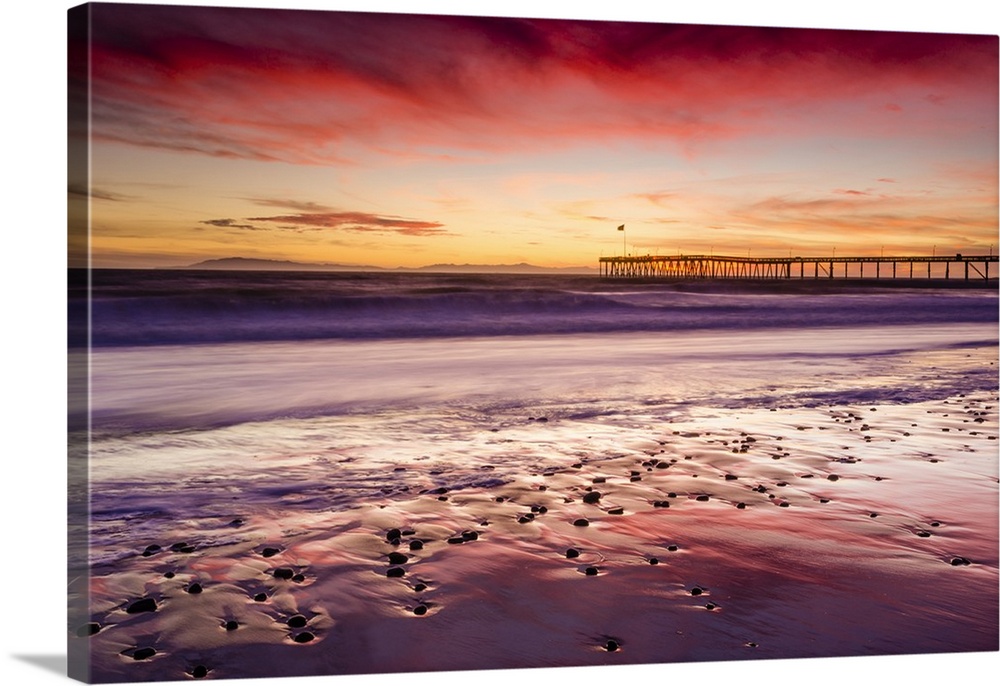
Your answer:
[68,1,998,269]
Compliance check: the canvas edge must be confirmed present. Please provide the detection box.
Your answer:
[67,2,93,682]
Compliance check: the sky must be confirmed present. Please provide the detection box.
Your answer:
[68,1,998,269]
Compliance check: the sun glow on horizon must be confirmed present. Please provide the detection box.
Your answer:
[69,4,999,270]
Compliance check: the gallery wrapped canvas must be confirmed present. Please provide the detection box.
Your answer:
[67,1,998,683]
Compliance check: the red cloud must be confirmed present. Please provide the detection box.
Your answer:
[75,5,998,165]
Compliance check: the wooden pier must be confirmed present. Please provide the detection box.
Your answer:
[599,253,998,282]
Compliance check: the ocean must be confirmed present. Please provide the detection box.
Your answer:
[68,269,999,681]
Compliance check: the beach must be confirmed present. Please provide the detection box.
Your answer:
[68,271,999,682]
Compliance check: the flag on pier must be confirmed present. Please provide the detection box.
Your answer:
[617,224,624,231]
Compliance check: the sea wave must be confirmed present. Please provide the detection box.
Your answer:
[70,269,999,347]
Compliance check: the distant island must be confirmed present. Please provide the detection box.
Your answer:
[179,257,597,275]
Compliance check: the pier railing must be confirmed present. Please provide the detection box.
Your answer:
[599,254,998,282]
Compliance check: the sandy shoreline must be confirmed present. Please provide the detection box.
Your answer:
[72,383,998,682]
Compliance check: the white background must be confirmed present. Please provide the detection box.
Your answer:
[3,1,998,685]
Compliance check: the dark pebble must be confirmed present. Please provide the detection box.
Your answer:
[573,519,589,527]
[253,593,267,602]
[648,558,659,565]
[224,620,239,631]
[447,537,466,545]
[170,542,190,551]
[736,502,746,509]
[292,574,306,583]
[779,501,790,508]
[388,552,408,565]
[518,515,534,524]
[192,665,209,679]
[413,583,428,592]
[142,544,161,557]
[950,557,971,566]
[652,500,670,508]
[409,540,424,551]
[132,647,156,661]
[582,491,602,504]
[869,512,878,518]
[917,530,931,538]
[608,507,624,515]
[592,477,606,484]
[695,495,709,502]
[163,572,175,579]
[604,639,620,652]
[668,492,678,498]
[584,566,599,576]
[229,519,244,527]
[705,603,717,610]
[566,548,580,559]
[413,604,428,616]
[387,567,406,577]
[273,568,295,580]
[724,474,738,481]
[819,498,830,504]
[667,545,678,552]
[536,506,548,514]
[187,583,203,594]
[930,521,941,527]
[261,547,281,558]
[462,530,479,541]
[386,528,402,542]
[293,632,315,643]
[690,587,704,596]
[630,476,642,482]
[126,598,158,614]
[76,622,101,637]
[287,615,308,628]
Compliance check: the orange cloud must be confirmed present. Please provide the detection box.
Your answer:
[245,212,449,236]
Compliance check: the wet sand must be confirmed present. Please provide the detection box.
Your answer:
[73,387,998,682]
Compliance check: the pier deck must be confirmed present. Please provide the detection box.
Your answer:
[599,254,998,282]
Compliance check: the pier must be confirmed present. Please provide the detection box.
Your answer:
[599,253,998,282]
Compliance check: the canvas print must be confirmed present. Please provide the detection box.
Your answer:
[67,2,999,683]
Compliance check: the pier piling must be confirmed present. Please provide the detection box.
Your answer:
[598,254,998,283]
